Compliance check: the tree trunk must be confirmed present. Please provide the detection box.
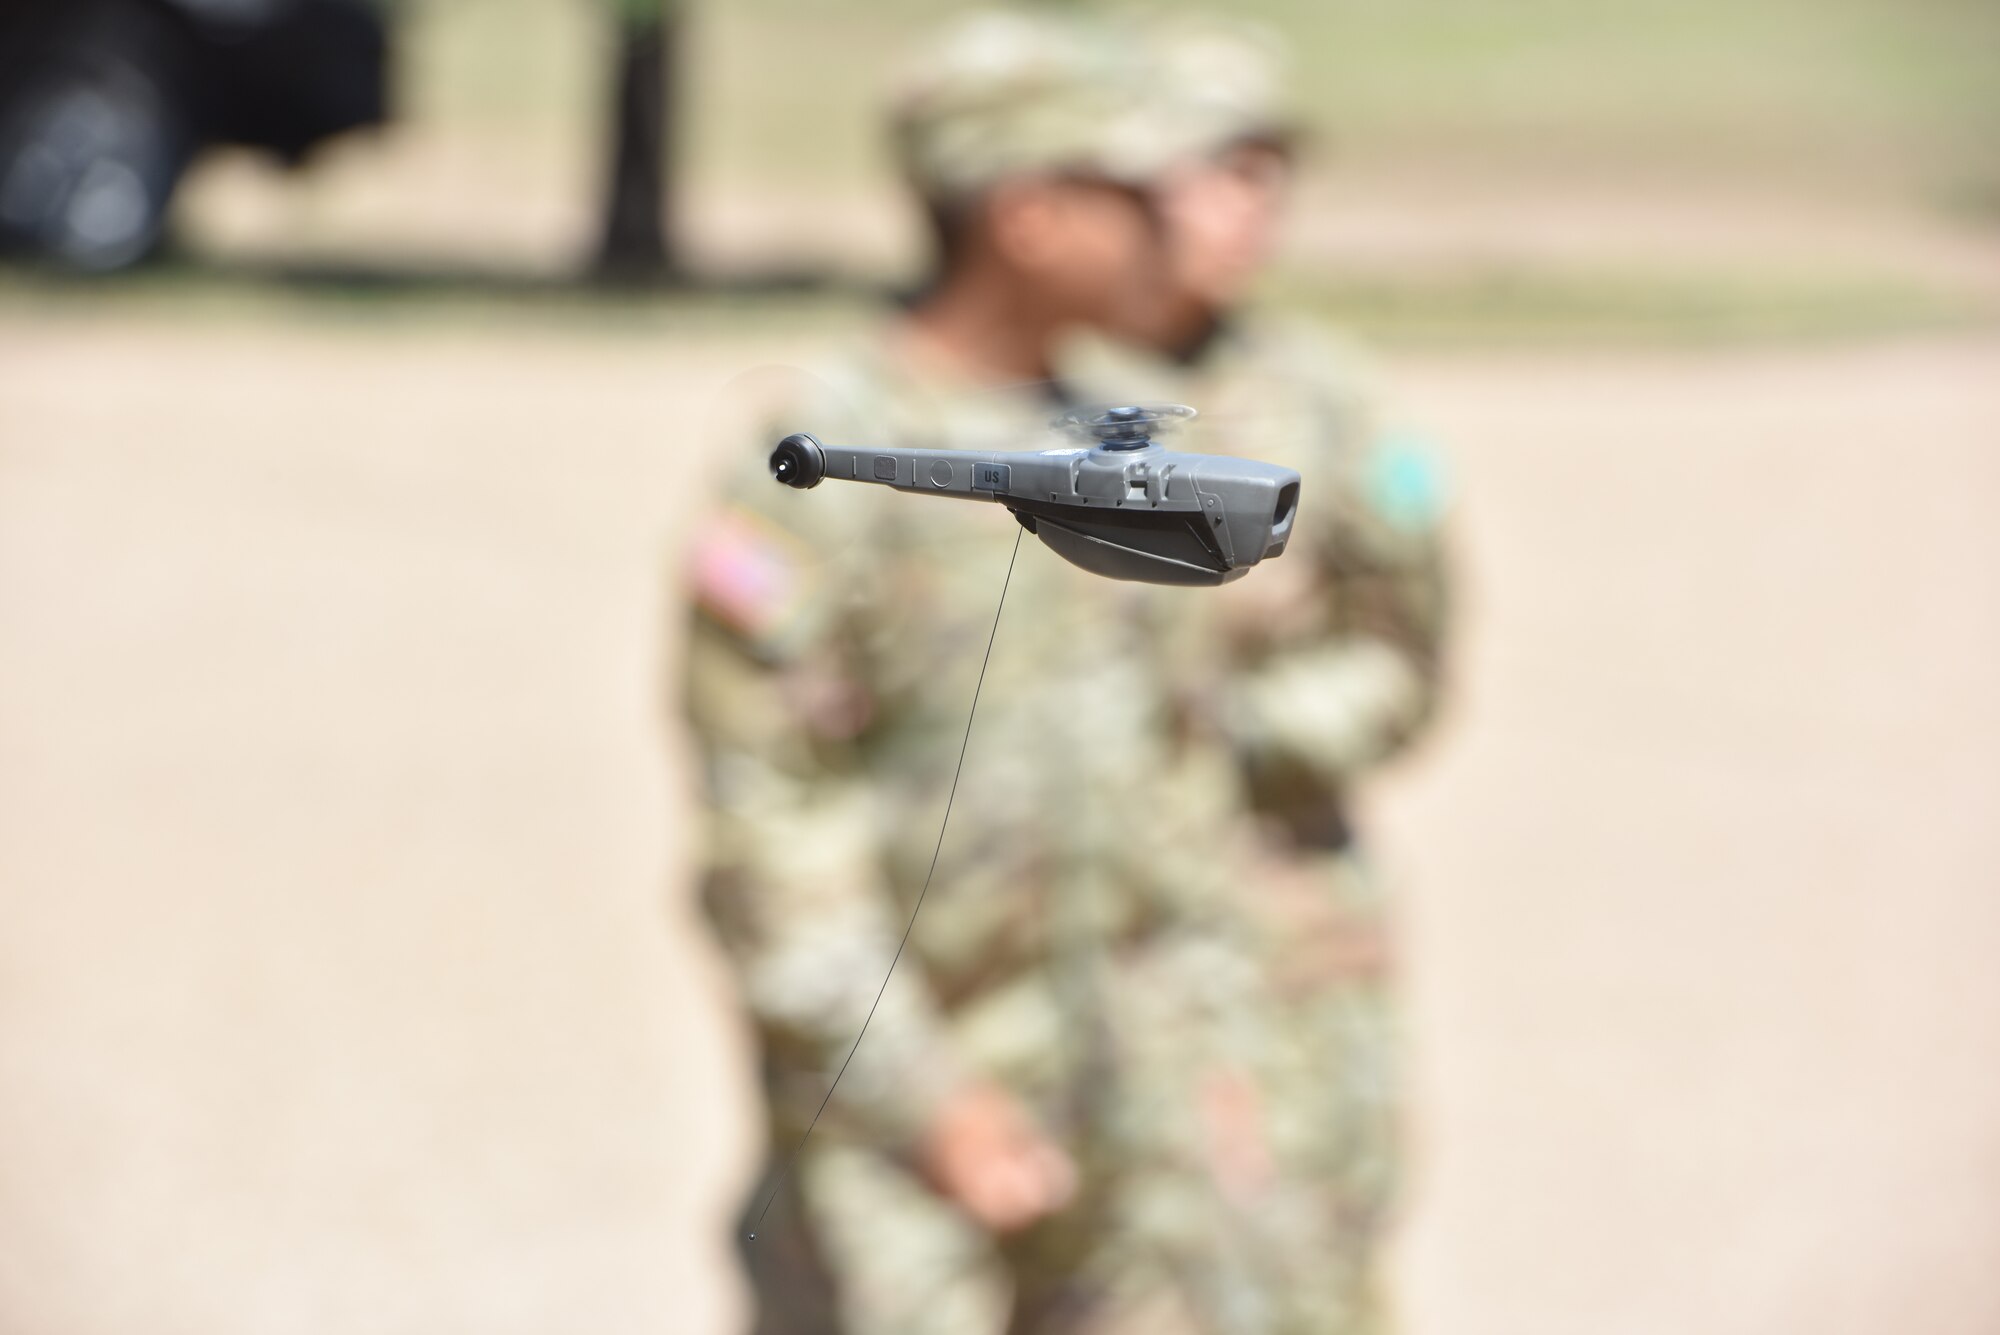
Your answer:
[595,1,679,278]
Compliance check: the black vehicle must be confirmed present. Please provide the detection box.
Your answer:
[0,0,388,270]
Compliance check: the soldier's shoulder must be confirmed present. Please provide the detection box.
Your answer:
[794,331,1057,447]
[1223,314,1452,533]
[1222,312,1381,408]
[690,343,913,660]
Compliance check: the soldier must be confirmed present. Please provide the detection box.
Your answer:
[1064,19,1455,1334]
[683,12,1280,1334]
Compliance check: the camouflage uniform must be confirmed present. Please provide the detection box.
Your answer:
[1064,25,1455,1333]
[684,13,1284,1335]
[691,344,1291,1335]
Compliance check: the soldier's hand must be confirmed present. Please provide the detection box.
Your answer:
[917,1081,1076,1233]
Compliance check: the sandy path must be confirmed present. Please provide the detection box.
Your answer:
[0,312,1995,1333]
[1384,341,2000,1335]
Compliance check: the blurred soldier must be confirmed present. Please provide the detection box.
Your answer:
[683,12,1281,1334]
[1064,19,1455,1333]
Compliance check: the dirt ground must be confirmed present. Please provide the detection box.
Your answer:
[1,307,1995,1335]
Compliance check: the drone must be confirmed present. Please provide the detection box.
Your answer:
[768,404,1300,587]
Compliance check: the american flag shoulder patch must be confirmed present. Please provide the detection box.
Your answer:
[691,506,816,647]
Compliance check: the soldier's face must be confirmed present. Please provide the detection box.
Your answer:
[1158,140,1291,310]
[989,177,1169,327]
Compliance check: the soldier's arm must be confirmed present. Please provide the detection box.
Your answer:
[684,476,973,1153]
[1221,409,1452,782]
[686,475,1078,1228]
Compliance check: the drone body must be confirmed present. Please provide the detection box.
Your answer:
[769,406,1300,587]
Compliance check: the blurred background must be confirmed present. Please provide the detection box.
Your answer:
[2,0,1997,1331]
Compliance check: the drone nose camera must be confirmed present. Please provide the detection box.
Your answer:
[769,404,1299,587]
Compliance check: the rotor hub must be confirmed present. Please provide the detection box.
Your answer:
[1056,403,1197,451]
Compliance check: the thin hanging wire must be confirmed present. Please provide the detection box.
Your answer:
[748,526,1026,1240]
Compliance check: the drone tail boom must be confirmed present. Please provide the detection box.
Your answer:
[770,434,1015,503]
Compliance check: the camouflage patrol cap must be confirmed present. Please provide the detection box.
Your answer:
[1146,15,1302,158]
[890,9,1201,201]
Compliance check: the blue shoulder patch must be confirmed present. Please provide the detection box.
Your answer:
[1369,433,1449,532]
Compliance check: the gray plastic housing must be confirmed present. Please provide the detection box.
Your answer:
[769,431,1300,586]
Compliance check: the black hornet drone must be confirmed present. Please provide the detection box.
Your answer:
[769,405,1300,587]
